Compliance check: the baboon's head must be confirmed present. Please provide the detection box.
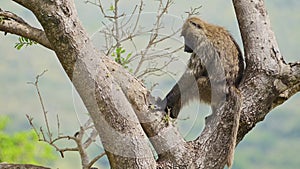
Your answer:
[181,17,209,53]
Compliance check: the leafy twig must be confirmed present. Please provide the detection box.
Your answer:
[15,36,37,50]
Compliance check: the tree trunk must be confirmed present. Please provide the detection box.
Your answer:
[1,0,299,168]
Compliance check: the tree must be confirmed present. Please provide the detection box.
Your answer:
[0,0,300,169]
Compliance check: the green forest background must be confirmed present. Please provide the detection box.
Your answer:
[0,0,300,168]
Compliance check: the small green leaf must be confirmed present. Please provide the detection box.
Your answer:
[14,36,37,50]
[116,47,122,54]
[110,46,133,72]
[15,43,24,50]
[0,16,4,24]
[124,53,132,63]
[24,37,29,42]
[109,5,115,11]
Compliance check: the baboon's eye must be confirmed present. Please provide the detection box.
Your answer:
[190,21,202,29]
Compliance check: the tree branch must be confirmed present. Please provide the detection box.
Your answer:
[233,0,300,122]
[0,9,52,49]
[191,87,241,168]
[104,57,188,164]
[232,0,300,144]
[233,0,283,72]
[272,62,300,108]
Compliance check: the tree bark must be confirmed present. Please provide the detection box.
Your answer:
[0,163,50,169]
[233,0,300,143]
[0,0,299,169]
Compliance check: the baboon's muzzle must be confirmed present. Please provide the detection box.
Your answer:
[184,44,193,53]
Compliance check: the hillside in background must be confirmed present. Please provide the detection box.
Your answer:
[0,1,299,168]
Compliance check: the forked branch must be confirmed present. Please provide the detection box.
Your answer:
[0,9,52,49]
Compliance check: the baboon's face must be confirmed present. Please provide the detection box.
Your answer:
[181,17,207,53]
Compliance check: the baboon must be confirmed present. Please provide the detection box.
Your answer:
[164,16,244,118]
[163,16,244,167]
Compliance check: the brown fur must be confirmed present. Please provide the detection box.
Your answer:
[165,16,244,117]
[163,16,244,167]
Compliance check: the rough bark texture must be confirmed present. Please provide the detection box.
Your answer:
[233,0,300,143]
[0,163,50,169]
[1,0,300,169]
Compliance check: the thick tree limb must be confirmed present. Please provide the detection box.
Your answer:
[192,87,242,168]
[232,0,300,143]
[104,55,189,164]
[233,0,283,72]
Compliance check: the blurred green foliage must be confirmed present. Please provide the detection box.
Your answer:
[0,116,56,165]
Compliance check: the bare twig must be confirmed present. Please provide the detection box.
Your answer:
[133,0,177,76]
[57,114,61,137]
[83,128,98,149]
[88,152,106,169]
[26,114,40,138]
[27,70,52,141]
[185,6,202,16]
[89,0,181,80]
[26,71,105,169]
